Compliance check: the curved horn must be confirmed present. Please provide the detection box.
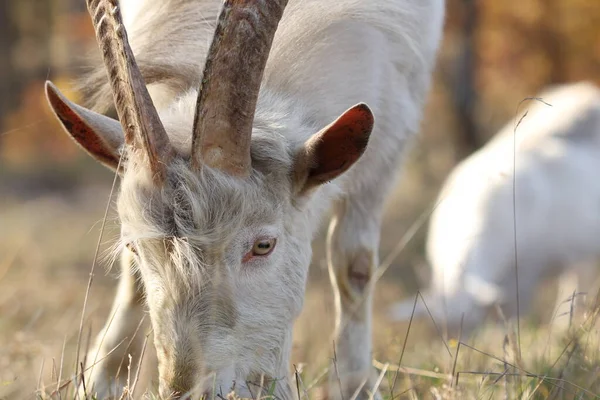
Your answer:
[87,0,172,184]
[191,0,288,176]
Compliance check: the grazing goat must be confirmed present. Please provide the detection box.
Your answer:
[389,82,600,336]
[45,0,444,398]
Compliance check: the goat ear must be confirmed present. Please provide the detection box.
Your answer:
[293,103,374,194]
[45,81,124,172]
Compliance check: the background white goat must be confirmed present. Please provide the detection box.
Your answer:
[44,0,444,398]
[389,81,600,335]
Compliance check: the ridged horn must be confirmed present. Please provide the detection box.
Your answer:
[191,0,288,177]
[86,0,173,184]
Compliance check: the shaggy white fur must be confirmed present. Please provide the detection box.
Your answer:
[47,0,445,398]
[390,82,600,336]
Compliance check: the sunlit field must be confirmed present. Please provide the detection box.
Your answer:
[2,126,600,399]
[3,0,600,398]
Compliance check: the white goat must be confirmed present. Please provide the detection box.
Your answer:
[45,0,444,398]
[389,82,600,335]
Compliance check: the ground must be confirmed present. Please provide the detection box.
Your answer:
[1,148,599,400]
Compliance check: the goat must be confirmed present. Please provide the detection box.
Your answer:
[44,0,445,398]
[389,82,600,336]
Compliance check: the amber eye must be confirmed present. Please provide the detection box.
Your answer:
[252,238,277,256]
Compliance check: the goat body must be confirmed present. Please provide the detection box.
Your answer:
[390,82,600,334]
[45,0,444,398]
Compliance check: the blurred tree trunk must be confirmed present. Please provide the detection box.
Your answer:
[0,0,54,125]
[452,0,481,158]
[543,0,565,84]
[0,0,17,132]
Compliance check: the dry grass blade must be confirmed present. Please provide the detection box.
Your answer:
[56,336,67,400]
[547,339,579,400]
[457,342,598,398]
[450,319,463,387]
[88,303,121,385]
[37,358,46,395]
[114,314,147,385]
[130,332,150,396]
[526,373,549,400]
[390,291,419,397]
[293,364,308,400]
[373,360,451,381]
[46,336,129,396]
[368,362,388,400]
[79,361,88,398]
[73,155,122,390]
[349,376,368,400]
[52,359,58,394]
[305,365,330,392]
[332,341,345,400]
[255,373,265,400]
[509,96,554,360]
[450,339,461,387]
[457,371,600,399]
[126,353,132,397]
[417,291,452,357]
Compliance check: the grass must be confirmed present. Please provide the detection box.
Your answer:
[1,154,600,400]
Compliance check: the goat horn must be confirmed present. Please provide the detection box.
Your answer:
[191,0,288,176]
[87,0,172,184]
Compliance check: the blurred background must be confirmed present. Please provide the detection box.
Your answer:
[1,0,600,398]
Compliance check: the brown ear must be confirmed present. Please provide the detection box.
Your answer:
[294,103,374,194]
[45,81,124,171]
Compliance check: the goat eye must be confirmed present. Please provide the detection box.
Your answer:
[252,238,276,256]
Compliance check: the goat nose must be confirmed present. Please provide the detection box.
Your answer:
[159,362,199,398]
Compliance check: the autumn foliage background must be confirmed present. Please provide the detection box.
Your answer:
[1,0,600,398]
[2,1,600,177]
